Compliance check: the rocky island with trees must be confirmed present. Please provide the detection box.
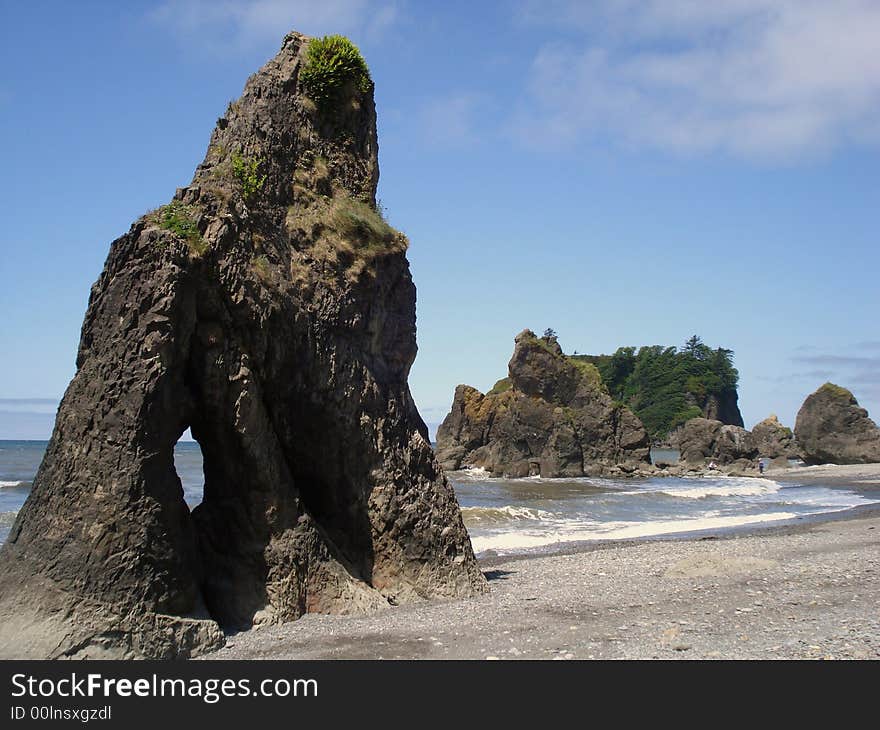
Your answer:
[436,330,880,478]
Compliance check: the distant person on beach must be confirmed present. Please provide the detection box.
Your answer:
[758,460,765,474]
[708,460,717,470]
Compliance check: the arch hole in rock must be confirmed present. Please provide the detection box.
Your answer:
[173,428,205,510]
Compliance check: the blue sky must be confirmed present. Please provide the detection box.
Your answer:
[2,0,879,440]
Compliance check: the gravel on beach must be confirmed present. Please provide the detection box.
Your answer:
[208,466,880,661]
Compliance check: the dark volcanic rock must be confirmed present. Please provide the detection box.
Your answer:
[0,32,485,659]
[702,391,745,428]
[752,414,799,459]
[794,383,880,465]
[677,418,758,466]
[435,330,651,477]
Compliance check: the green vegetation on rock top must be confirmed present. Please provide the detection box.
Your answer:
[567,357,603,390]
[488,377,512,396]
[571,335,740,439]
[300,35,371,106]
[519,330,561,356]
[818,382,853,400]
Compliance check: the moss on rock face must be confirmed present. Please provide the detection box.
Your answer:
[567,357,604,391]
[818,382,854,401]
[152,201,207,256]
[488,377,512,396]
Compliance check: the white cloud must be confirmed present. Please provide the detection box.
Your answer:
[514,0,880,158]
[787,346,880,411]
[151,0,399,51]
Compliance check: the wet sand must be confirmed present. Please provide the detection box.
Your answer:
[208,464,880,660]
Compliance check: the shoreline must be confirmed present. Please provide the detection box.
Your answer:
[478,500,880,570]
[208,463,880,660]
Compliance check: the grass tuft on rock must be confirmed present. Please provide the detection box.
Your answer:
[232,152,266,204]
[331,197,399,252]
[154,201,207,256]
[285,155,408,284]
[300,35,371,107]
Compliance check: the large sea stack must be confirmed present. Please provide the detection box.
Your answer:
[435,330,651,477]
[794,383,880,465]
[0,32,485,659]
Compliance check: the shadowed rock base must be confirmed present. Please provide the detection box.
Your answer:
[0,31,485,659]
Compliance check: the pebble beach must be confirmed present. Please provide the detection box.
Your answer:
[208,464,880,661]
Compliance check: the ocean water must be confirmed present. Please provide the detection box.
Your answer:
[1,441,876,555]
[0,441,205,543]
[454,468,876,555]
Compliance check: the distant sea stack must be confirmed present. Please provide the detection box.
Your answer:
[0,32,485,659]
[435,330,651,477]
[794,383,880,465]
[752,414,800,460]
[675,418,758,469]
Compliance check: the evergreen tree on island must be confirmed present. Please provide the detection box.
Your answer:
[570,335,742,439]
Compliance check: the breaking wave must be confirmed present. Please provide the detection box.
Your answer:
[655,477,782,500]
[469,511,804,554]
[0,480,28,489]
[461,505,556,525]
[453,467,492,481]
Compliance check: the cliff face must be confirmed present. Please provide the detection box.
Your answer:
[436,330,650,477]
[0,32,485,659]
[794,383,880,465]
[701,391,744,428]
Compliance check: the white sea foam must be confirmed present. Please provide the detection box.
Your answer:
[454,467,492,481]
[778,488,875,509]
[657,478,782,500]
[470,511,804,554]
[461,505,556,525]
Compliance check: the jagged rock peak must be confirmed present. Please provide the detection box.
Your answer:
[435,330,650,478]
[0,31,485,660]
